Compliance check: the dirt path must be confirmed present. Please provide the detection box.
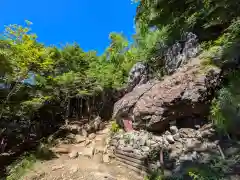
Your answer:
[22,124,142,180]
[23,155,140,180]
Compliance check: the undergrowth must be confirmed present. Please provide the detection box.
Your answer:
[110,120,120,135]
[210,70,240,134]
[5,143,55,180]
[6,154,37,180]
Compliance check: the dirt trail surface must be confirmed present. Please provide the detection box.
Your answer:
[22,124,141,180]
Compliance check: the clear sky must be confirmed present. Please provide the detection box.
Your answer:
[0,0,137,54]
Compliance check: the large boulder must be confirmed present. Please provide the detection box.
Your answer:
[113,59,221,133]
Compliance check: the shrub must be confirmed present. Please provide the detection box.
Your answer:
[210,71,240,134]
[110,121,120,134]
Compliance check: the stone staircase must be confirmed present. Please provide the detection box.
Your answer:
[50,122,113,163]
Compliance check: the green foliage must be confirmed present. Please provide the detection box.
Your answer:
[3,21,54,79]
[188,168,220,180]
[6,154,37,180]
[110,121,120,134]
[135,0,240,39]
[86,32,137,89]
[210,71,240,133]
[135,0,240,75]
[0,21,55,120]
[144,170,163,180]
[186,154,240,180]
[6,143,55,180]
[0,21,140,121]
[201,18,240,67]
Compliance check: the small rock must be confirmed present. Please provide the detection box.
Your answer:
[79,147,95,158]
[70,165,79,173]
[154,136,163,143]
[156,160,161,167]
[196,132,202,140]
[151,143,160,148]
[84,139,91,146]
[170,126,178,134]
[88,133,96,140]
[149,140,158,148]
[118,139,125,146]
[133,142,139,149]
[67,133,76,139]
[95,146,105,154]
[118,129,124,134]
[146,140,152,146]
[162,137,169,146]
[121,146,134,152]
[185,138,193,148]
[102,154,110,163]
[110,139,118,147]
[93,116,101,130]
[51,147,69,154]
[105,137,111,145]
[93,172,116,180]
[173,133,180,141]
[139,135,148,146]
[165,131,171,135]
[191,151,198,160]
[82,129,88,138]
[85,124,92,132]
[141,146,150,152]
[133,149,142,155]
[169,149,182,158]
[99,123,105,131]
[75,135,86,143]
[29,172,46,179]
[179,154,193,161]
[52,165,64,171]
[201,130,214,138]
[128,139,133,146]
[106,149,114,158]
[195,125,200,129]
[68,151,78,159]
[206,142,217,149]
[166,135,175,144]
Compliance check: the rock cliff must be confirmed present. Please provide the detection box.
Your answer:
[113,59,220,133]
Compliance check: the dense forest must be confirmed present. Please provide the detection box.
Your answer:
[1,0,240,179]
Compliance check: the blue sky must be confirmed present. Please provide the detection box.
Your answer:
[0,0,137,54]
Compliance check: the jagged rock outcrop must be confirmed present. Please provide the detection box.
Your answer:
[124,62,149,93]
[118,32,200,99]
[113,59,221,132]
[164,32,201,74]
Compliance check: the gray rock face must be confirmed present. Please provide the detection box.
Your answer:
[112,80,157,125]
[170,126,178,135]
[164,32,200,74]
[125,32,199,91]
[127,62,149,91]
[166,135,175,144]
[113,60,221,132]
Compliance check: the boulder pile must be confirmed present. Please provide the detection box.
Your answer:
[109,124,221,174]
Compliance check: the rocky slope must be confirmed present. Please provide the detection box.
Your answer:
[113,58,220,133]
[110,33,240,179]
